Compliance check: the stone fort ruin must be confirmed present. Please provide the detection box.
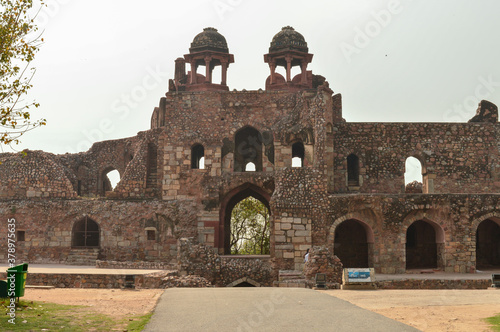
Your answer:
[1,26,499,286]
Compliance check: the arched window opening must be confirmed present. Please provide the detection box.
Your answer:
[476,219,500,269]
[347,154,359,186]
[106,170,120,190]
[334,219,372,268]
[406,220,438,270]
[234,127,263,172]
[72,217,100,248]
[405,157,423,192]
[292,142,305,168]
[102,168,120,195]
[191,144,205,169]
[229,196,270,255]
[245,162,256,172]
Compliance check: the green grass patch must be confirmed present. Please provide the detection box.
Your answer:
[0,298,153,331]
[486,313,500,331]
[123,312,153,332]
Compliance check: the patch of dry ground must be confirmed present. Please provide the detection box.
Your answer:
[322,289,500,332]
[22,288,163,319]
[20,288,500,331]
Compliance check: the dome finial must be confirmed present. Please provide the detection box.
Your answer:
[190,27,229,54]
[269,26,308,53]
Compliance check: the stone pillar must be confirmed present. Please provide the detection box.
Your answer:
[301,61,308,85]
[285,55,292,82]
[190,62,197,84]
[204,56,212,83]
[221,61,228,86]
[269,62,276,84]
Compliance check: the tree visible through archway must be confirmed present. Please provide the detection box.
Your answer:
[230,197,270,255]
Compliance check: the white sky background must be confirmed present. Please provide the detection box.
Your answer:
[12,0,500,184]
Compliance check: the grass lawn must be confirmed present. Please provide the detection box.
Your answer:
[486,313,500,331]
[0,298,152,331]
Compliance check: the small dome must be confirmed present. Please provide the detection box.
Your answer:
[269,26,308,53]
[190,27,229,53]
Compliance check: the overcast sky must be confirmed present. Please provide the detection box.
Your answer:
[11,0,500,156]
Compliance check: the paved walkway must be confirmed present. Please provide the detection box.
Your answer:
[144,288,420,332]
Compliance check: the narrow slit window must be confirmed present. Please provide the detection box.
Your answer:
[191,144,205,169]
[347,154,359,186]
[292,142,305,167]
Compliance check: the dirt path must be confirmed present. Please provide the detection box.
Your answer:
[322,289,500,332]
[22,288,163,319]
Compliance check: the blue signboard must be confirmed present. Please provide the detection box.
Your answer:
[345,268,373,283]
[348,271,370,279]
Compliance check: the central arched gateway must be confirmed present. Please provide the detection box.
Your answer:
[219,183,272,255]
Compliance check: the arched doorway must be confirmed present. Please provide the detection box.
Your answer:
[406,220,444,270]
[476,219,500,269]
[72,217,100,248]
[220,184,271,255]
[333,219,374,268]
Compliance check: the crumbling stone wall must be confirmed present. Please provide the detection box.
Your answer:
[177,237,274,286]
[468,100,498,123]
[333,122,500,194]
[0,199,198,264]
[219,256,273,287]
[0,151,76,199]
[55,129,163,199]
[0,129,163,200]
[177,238,221,284]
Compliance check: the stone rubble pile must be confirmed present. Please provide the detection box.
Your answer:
[303,246,343,284]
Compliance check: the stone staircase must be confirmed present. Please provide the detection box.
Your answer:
[274,270,309,288]
[66,248,100,266]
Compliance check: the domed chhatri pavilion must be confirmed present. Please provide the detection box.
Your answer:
[1,27,500,287]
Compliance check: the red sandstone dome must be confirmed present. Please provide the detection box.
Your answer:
[189,27,229,54]
[269,26,309,53]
